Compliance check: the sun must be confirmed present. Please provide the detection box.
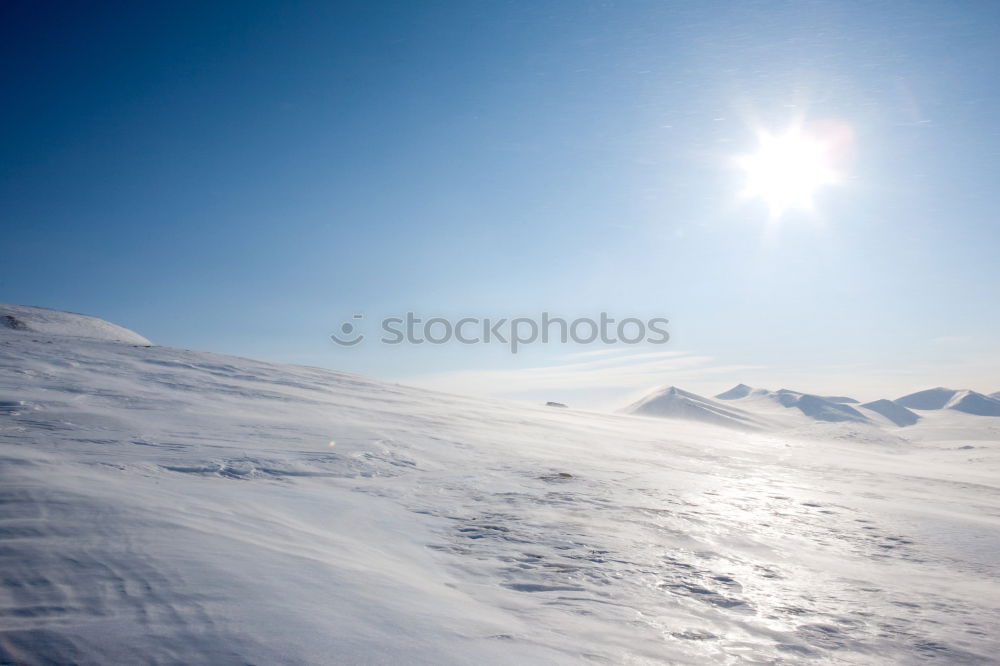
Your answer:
[736,124,839,218]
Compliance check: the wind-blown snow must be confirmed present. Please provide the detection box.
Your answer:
[2,309,1000,664]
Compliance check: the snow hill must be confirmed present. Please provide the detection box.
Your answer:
[895,387,964,410]
[2,306,1000,664]
[1,303,151,345]
[635,383,999,430]
[621,386,765,430]
[895,387,1000,416]
[712,385,874,425]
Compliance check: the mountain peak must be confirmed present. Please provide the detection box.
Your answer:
[715,383,754,400]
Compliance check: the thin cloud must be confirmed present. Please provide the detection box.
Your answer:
[398,349,765,400]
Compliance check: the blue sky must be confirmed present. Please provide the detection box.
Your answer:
[3,1,1000,406]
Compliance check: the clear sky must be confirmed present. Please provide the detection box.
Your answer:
[3,1,1000,407]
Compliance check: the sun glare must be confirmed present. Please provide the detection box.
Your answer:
[737,125,839,218]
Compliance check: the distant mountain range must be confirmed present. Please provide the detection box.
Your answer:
[623,383,1000,429]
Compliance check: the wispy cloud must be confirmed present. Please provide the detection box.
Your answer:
[396,348,766,408]
[391,338,1000,408]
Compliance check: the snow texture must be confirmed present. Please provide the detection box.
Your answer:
[2,306,999,664]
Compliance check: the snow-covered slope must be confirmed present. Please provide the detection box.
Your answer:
[794,393,870,423]
[860,398,920,427]
[621,386,765,430]
[2,309,1000,664]
[895,387,963,410]
[824,395,860,404]
[1,303,151,345]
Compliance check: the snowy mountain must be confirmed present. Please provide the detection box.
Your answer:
[795,393,871,423]
[621,386,765,430]
[714,385,873,425]
[895,387,1000,416]
[945,390,1000,416]
[895,387,962,410]
[710,384,1000,428]
[2,306,1000,664]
